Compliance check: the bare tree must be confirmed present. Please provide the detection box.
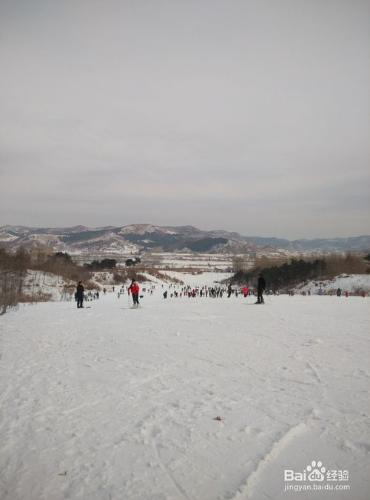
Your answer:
[0,270,25,315]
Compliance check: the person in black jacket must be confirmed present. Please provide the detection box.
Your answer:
[256,273,266,304]
[76,281,84,308]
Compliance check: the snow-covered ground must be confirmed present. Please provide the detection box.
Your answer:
[145,252,236,271]
[23,270,73,301]
[296,274,370,295]
[164,271,233,287]
[0,290,369,500]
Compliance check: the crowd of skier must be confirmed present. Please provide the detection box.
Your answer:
[74,274,268,308]
[74,273,367,309]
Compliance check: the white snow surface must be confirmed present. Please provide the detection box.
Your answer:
[164,271,233,287]
[0,232,18,242]
[1,291,369,500]
[23,270,73,301]
[296,274,370,294]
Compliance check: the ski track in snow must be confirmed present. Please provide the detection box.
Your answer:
[0,292,369,499]
[152,438,191,500]
[230,421,308,500]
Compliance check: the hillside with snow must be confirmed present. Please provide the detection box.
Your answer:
[1,224,370,258]
[296,274,370,295]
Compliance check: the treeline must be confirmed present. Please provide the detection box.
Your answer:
[0,248,92,314]
[0,248,91,282]
[84,258,117,270]
[232,253,369,291]
[84,257,141,270]
[0,248,26,314]
[0,248,29,314]
[41,252,92,282]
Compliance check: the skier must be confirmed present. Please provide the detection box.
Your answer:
[76,281,84,309]
[227,283,233,298]
[336,288,342,297]
[128,279,140,307]
[256,273,266,304]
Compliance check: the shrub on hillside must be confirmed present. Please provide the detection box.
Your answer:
[231,253,368,291]
[40,253,92,283]
[325,254,368,276]
[233,258,326,290]
[0,248,92,311]
[85,259,117,270]
[0,248,30,313]
[0,270,25,314]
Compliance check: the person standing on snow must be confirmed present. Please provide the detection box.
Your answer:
[128,279,140,307]
[256,273,266,304]
[76,281,84,308]
[227,283,233,298]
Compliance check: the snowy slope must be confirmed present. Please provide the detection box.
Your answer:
[0,292,369,500]
[23,270,74,301]
[0,231,18,242]
[165,271,233,287]
[296,274,370,294]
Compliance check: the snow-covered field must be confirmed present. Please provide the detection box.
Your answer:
[1,289,369,499]
[296,274,370,295]
[23,270,73,301]
[163,271,233,287]
[144,253,236,271]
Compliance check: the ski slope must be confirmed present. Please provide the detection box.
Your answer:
[0,291,369,500]
[296,274,370,295]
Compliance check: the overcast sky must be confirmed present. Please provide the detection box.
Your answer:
[0,0,369,238]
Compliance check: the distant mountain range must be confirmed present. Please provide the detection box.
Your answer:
[243,235,370,252]
[1,224,370,256]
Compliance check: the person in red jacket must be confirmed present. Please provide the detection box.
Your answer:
[128,279,140,307]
